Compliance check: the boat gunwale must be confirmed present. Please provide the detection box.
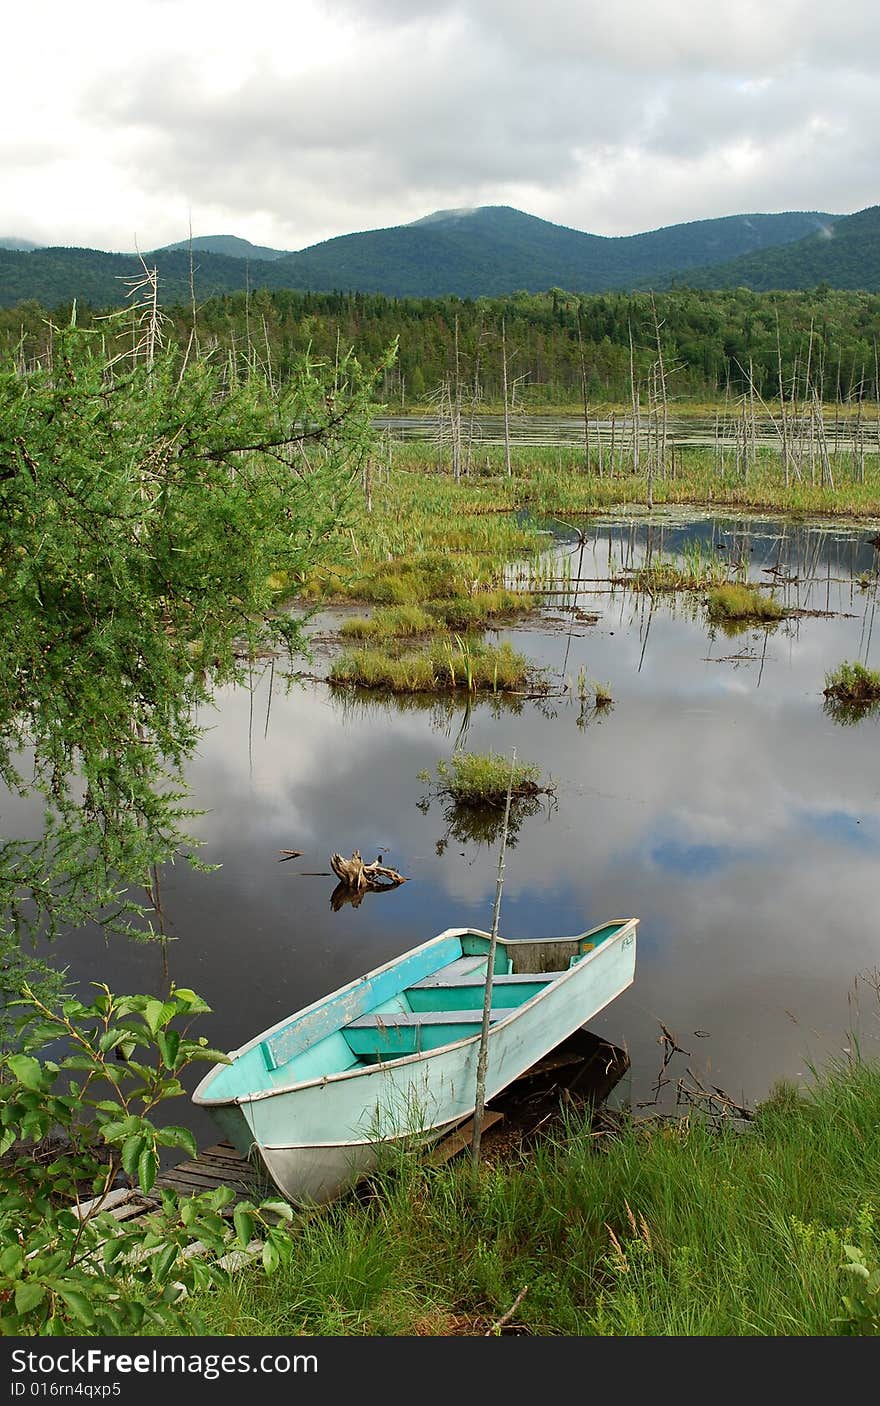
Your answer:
[192,918,638,1108]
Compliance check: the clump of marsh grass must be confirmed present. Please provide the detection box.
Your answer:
[418,749,556,851]
[823,660,880,705]
[823,661,880,722]
[619,542,734,593]
[707,583,785,622]
[340,604,435,641]
[572,666,613,709]
[329,638,532,694]
[420,750,554,807]
[427,588,531,630]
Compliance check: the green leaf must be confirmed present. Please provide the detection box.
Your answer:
[233,1208,255,1247]
[262,1238,280,1274]
[138,1146,158,1194]
[121,1134,146,1179]
[15,1281,45,1314]
[156,1125,197,1158]
[6,1054,46,1091]
[100,1119,133,1143]
[152,1244,178,1285]
[157,1030,181,1070]
[103,1237,129,1266]
[144,999,165,1035]
[192,1047,232,1064]
[171,989,212,1014]
[208,1186,236,1211]
[0,1244,25,1277]
[58,1289,96,1327]
[260,1199,294,1221]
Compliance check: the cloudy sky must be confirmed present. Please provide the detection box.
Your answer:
[3,0,878,253]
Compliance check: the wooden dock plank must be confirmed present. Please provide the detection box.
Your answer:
[425,1110,504,1166]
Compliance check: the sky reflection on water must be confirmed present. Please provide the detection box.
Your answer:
[41,512,880,1140]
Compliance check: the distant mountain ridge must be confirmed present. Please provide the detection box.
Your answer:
[157,234,289,261]
[4,203,877,311]
[261,206,837,299]
[661,203,880,291]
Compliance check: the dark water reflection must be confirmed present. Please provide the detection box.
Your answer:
[36,511,880,1144]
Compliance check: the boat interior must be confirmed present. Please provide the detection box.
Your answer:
[201,923,628,1101]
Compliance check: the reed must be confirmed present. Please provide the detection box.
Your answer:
[621,541,734,593]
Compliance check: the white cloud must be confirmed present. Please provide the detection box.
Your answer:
[1,0,877,251]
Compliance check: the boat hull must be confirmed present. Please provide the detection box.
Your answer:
[201,921,637,1204]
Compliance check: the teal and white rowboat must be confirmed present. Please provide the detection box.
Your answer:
[192,918,638,1204]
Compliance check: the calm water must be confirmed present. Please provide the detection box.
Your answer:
[36,511,880,1145]
[374,413,880,453]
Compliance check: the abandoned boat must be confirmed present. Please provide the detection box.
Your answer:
[192,918,638,1203]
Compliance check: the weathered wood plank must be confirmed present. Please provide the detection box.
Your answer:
[155,1164,246,1187]
[201,1143,247,1160]
[425,1110,504,1166]
[73,1188,161,1222]
[161,1157,257,1181]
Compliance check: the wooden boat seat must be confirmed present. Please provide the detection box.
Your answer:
[409,970,566,989]
[346,1008,506,1029]
[343,1007,509,1059]
[405,969,564,1015]
[421,956,489,982]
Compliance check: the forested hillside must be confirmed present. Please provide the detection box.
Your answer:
[3,285,878,405]
[674,205,880,292]
[0,206,838,308]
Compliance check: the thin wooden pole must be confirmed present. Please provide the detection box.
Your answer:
[501,316,512,479]
[471,749,516,1168]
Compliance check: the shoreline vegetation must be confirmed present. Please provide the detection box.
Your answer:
[177,1051,880,1337]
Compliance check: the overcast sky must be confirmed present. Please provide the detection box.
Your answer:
[3,0,877,253]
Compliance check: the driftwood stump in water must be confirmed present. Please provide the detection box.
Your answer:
[329,850,408,893]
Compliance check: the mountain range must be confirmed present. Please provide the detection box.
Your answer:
[1,203,879,310]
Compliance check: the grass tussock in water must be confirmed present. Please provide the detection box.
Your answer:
[427,588,531,630]
[329,638,532,694]
[340,604,436,641]
[340,591,531,644]
[180,1057,880,1336]
[619,543,734,593]
[423,750,553,806]
[824,660,880,704]
[707,582,786,622]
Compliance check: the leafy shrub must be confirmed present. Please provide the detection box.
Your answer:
[0,984,293,1335]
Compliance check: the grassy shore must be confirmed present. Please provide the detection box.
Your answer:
[288,443,880,622]
[179,1057,880,1336]
[385,442,880,521]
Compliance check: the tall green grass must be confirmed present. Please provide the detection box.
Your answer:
[180,1057,880,1336]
